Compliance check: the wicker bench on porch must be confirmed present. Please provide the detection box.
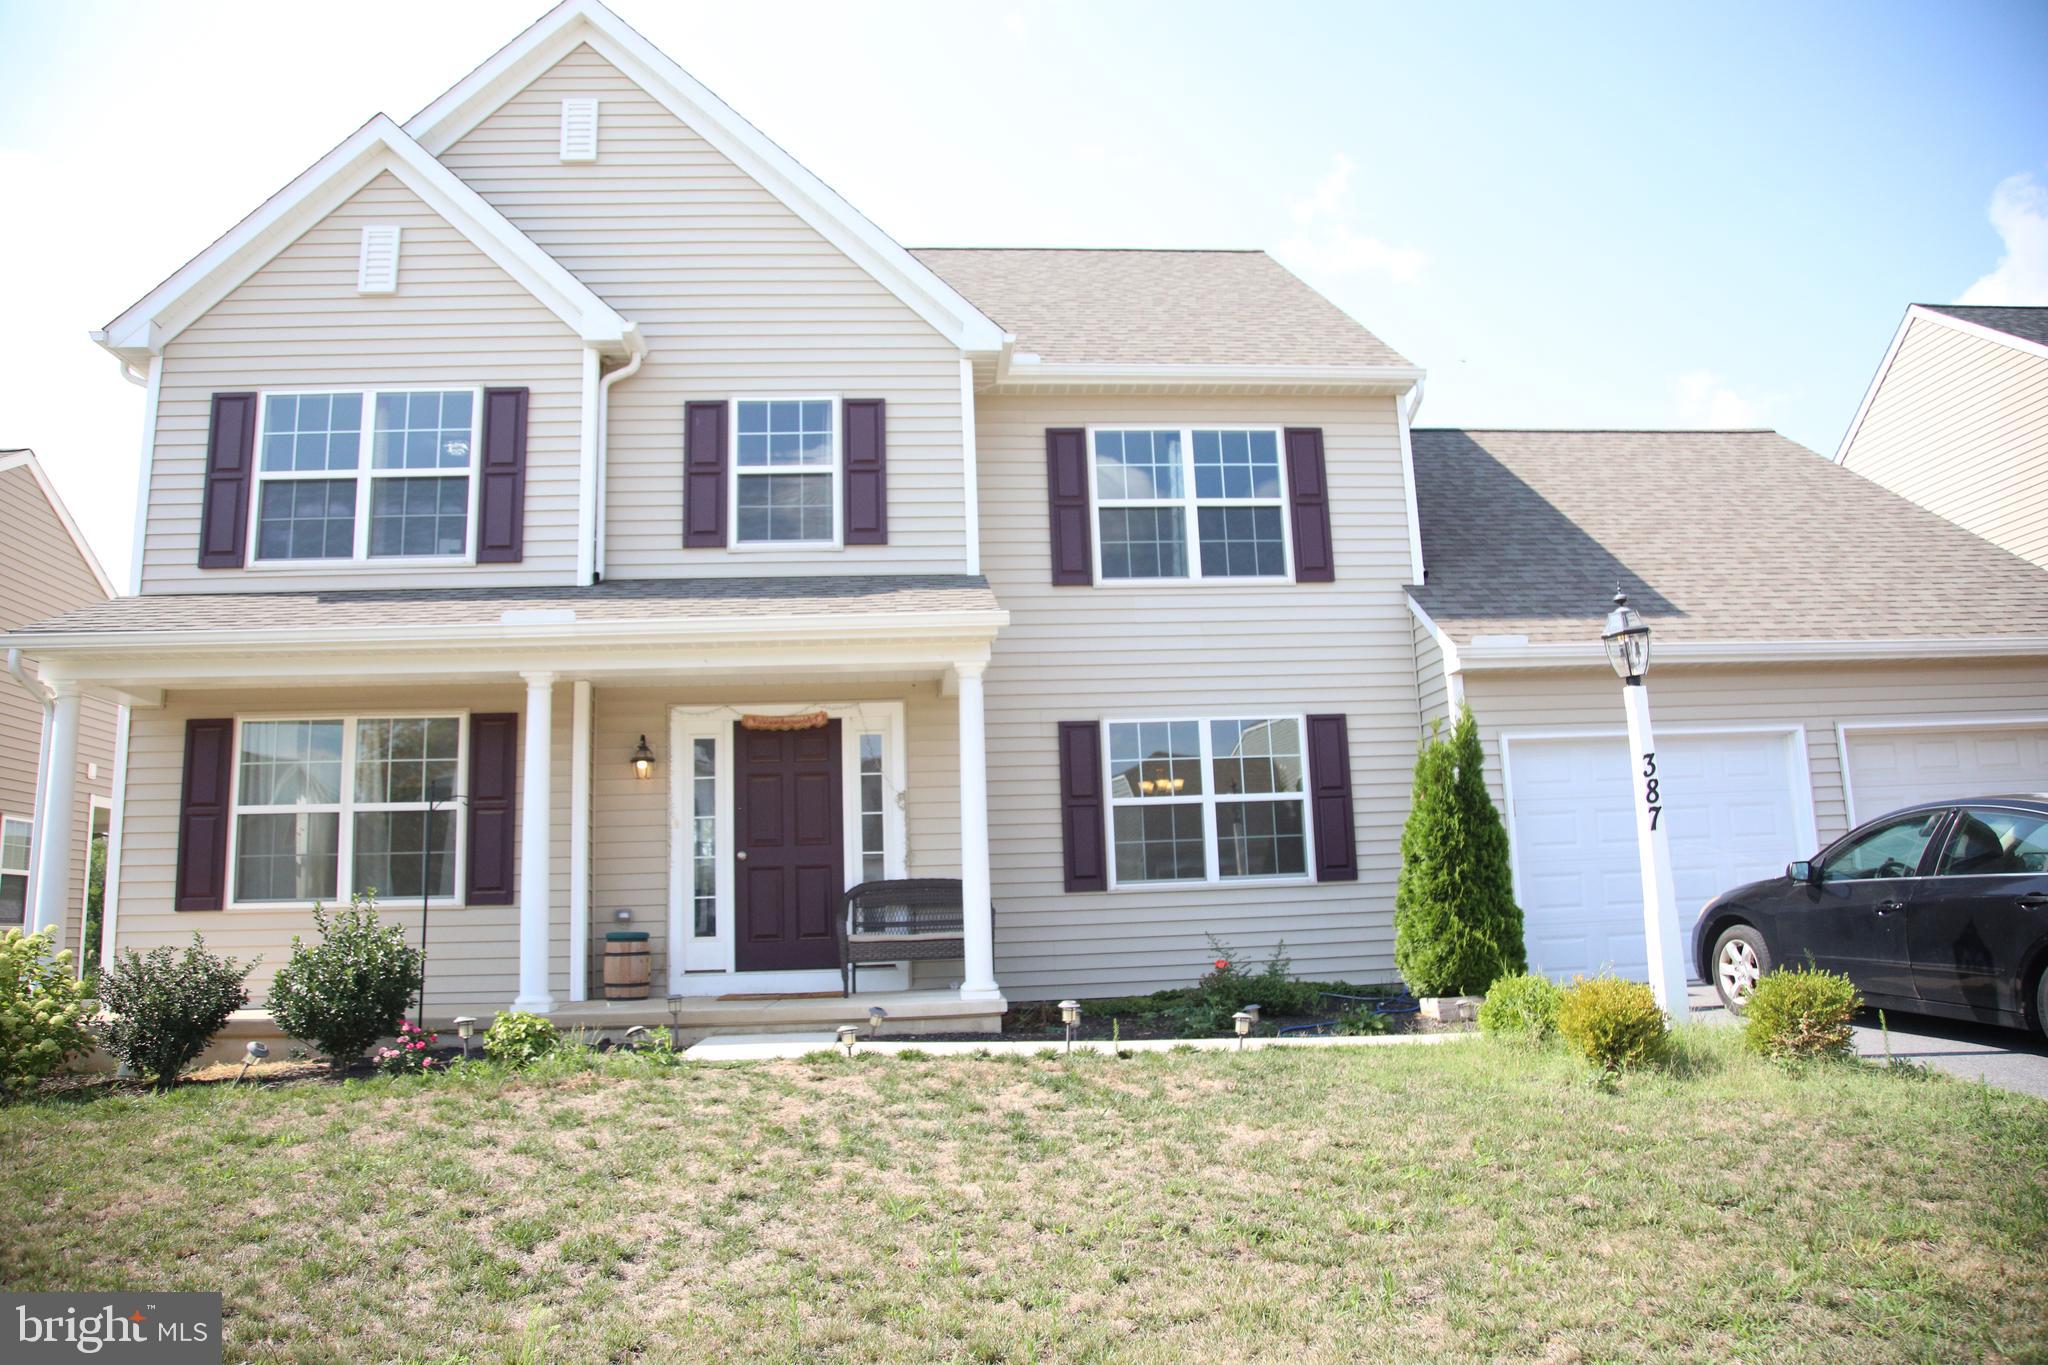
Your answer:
[838,879,966,997]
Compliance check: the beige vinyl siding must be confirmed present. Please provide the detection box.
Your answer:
[142,173,587,594]
[1460,658,2048,848]
[977,393,1420,999]
[0,463,116,965]
[1414,619,1450,731]
[436,45,969,578]
[588,682,958,993]
[114,684,540,1009]
[1841,314,2048,570]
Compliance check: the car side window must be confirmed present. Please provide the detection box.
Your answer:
[1819,810,1946,882]
[1936,808,2048,877]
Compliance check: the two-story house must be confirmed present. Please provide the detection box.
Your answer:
[8,1,2047,1032]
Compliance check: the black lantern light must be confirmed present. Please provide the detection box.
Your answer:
[631,734,657,780]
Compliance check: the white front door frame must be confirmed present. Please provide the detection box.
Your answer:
[666,700,908,996]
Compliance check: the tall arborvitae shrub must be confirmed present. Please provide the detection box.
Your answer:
[1394,704,1528,996]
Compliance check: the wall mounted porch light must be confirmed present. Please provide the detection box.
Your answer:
[631,734,657,780]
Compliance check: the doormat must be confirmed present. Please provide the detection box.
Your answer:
[716,991,844,1001]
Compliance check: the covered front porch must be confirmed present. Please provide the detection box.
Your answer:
[11,577,1009,1028]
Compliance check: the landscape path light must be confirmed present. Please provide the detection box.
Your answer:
[1601,588,1690,1022]
[452,1016,478,1060]
[1059,1000,1080,1055]
[836,1024,859,1057]
[1232,1011,1254,1050]
[868,1005,887,1039]
[237,1040,268,1084]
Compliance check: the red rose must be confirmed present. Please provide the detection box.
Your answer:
[1214,958,1230,971]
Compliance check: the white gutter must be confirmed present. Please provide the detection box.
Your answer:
[1451,634,2048,670]
[4,607,1012,658]
[593,324,647,583]
[1404,596,1465,710]
[1397,378,1426,586]
[959,357,981,576]
[575,346,601,586]
[124,355,163,596]
[993,358,1427,390]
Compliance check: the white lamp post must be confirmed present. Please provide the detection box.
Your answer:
[1601,590,1690,1022]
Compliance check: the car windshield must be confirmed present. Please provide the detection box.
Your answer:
[1937,808,2048,877]
[1820,810,1946,882]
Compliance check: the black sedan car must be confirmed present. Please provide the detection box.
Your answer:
[1692,795,2048,1038]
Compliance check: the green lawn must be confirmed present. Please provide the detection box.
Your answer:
[3,1030,2045,1363]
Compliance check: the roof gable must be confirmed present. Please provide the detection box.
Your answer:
[95,115,632,366]
[1837,303,2048,463]
[0,450,116,601]
[404,0,1004,354]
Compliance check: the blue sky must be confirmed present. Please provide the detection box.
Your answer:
[2,0,2044,587]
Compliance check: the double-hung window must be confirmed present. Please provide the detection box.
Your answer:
[733,398,838,544]
[0,817,29,926]
[1105,717,1310,885]
[231,716,464,906]
[252,389,480,563]
[1093,427,1290,580]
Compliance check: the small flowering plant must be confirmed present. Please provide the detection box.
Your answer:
[373,1020,441,1076]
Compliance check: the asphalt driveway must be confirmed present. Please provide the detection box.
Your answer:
[1686,983,2048,1100]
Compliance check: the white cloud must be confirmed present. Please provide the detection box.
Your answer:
[1279,152,1426,284]
[1673,370,1766,428]
[1957,170,2048,305]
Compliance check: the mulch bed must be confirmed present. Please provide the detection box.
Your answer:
[890,1001,1467,1045]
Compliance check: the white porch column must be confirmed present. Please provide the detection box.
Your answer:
[568,679,592,1002]
[29,682,81,943]
[515,672,556,1013]
[954,661,1000,1000]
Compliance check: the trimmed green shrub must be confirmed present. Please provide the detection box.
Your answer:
[483,1011,561,1068]
[267,896,424,1067]
[1743,966,1861,1061]
[1556,976,1668,1073]
[1394,705,1527,997]
[1478,972,1563,1043]
[0,928,94,1097]
[96,935,253,1090]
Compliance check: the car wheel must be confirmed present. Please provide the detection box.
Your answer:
[1713,924,1771,1013]
[2036,968,2048,1044]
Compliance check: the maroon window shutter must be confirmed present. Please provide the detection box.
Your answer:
[1045,428,1093,585]
[1306,714,1357,882]
[174,718,235,910]
[1285,427,1335,583]
[476,387,529,563]
[466,713,519,906]
[683,401,728,548]
[197,393,258,569]
[842,398,887,545]
[1058,721,1108,891]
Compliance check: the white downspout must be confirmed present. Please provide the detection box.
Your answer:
[593,324,647,584]
[6,650,54,917]
[120,356,161,596]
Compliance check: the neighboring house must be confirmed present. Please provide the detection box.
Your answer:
[1837,304,2048,571]
[0,449,118,968]
[4,0,2044,1026]
[1407,429,2048,982]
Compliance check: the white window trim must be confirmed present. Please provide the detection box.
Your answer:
[223,712,470,911]
[247,387,484,570]
[0,814,30,926]
[1087,425,1293,585]
[666,702,906,988]
[728,395,843,550]
[1101,714,1316,891]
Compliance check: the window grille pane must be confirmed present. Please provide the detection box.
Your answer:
[234,811,339,902]
[1210,718,1304,795]
[1196,505,1287,577]
[368,476,468,557]
[1112,804,1206,882]
[1215,799,1307,878]
[262,392,361,472]
[1192,429,1283,500]
[858,733,886,883]
[1098,506,1188,579]
[735,472,833,541]
[0,820,29,873]
[354,717,460,803]
[256,479,356,560]
[238,721,343,806]
[736,399,833,467]
[692,737,717,937]
[372,389,474,470]
[351,809,456,900]
[0,874,25,926]
[1093,429,1183,500]
[1107,721,1203,798]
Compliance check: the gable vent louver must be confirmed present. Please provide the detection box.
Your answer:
[560,98,599,162]
[356,225,401,294]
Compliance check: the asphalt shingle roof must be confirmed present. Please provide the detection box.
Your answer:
[1919,304,2048,348]
[910,248,1411,369]
[1407,429,2048,646]
[6,575,1000,640]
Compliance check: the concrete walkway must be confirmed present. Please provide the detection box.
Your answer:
[684,1028,1473,1062]
[1687,983,2048,1100]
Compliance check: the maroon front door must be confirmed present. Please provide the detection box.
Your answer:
[734,720,844,972]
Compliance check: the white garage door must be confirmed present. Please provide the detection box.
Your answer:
[1844,724,2048,825]
[1505,731,1810,982]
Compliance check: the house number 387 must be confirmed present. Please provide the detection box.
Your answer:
[1641,752,1663,830]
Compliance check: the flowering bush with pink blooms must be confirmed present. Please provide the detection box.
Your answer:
[373,1020,441,1076]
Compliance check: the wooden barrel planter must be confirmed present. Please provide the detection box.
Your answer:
[603,931,651,1000]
